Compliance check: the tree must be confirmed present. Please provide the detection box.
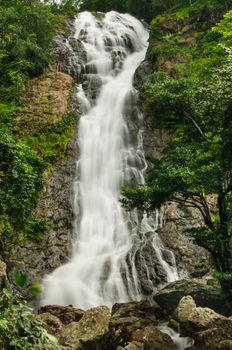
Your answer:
[0,0,58,101]
[123,50,232,272]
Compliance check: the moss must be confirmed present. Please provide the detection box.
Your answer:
[24,124,75,165]
[33,96,49,105]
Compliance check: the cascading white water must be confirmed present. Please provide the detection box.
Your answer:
[42,11,178,309]
[158,323,194,350]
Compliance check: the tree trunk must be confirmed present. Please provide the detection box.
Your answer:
[218,193,232,272]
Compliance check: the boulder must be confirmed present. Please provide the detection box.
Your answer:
[111,300,158,323]
[217,340,232,349]
[182,307,232,335]
[187,328,232,350]
[174,296,196,324]
[154,279,231,316]
[110,300,158,346]
[173,297,232,350]
[143,326,175,350]
[38,313,64,341]
[124,342,142,350]
[39,305,84,325]
[61,305,111,349]
[109,301,160,349]
[110,301,174,350]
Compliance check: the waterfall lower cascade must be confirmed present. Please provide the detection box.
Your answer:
[42,11,179,309]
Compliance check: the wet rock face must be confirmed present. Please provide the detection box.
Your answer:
[133,60,152,86]
[54,35,87,81]
[172,296,232,350]
[54,30,102,102]
[133,233,176,295]
[160,203,212,278]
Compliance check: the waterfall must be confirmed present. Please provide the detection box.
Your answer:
[42,11,178,309]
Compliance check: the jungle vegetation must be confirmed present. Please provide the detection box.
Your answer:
[0,1,232,347]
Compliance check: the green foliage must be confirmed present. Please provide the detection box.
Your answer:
[124,48,232,272]
[0,110,76,254]
[13,269,28,288]
[24,218,53,239]
[0,104,76,255]
[46,0,82,16]
[0,288,58,350]
[0,0,59,102]
[80,0,127,14]
[151,0,232,18]
[148,0,232,78]
[80,0,231,20]
[0,0,78,255]
[12,268,43,295]
[24,113,77,165]
[212,9,232,45]
[0,131,44,226]
[0,126,47,254]
[80,0,154,20]
[213,271,232,294]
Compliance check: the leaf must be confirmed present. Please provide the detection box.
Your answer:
[45,332,58,345]
[0,319,9,330]
[29,282,42,296]
[13,269,28,287]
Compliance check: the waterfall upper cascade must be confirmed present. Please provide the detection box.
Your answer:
[42,11,178,309]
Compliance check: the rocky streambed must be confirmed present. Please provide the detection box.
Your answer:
[1,258,232,349]
[37,289,232,350]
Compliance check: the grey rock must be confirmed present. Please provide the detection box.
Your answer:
[183,306,232,334]
[133,60,151,86]
[154,279,232,317]
[143,326,175,350]
[159,212,212,278]
[129,232,177,296]
[174,299,232,350]
[39,305,84,325]
[110,300,158,348]
[82,74,102,102]
[61,305,111,349]
[174,296,197,324]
